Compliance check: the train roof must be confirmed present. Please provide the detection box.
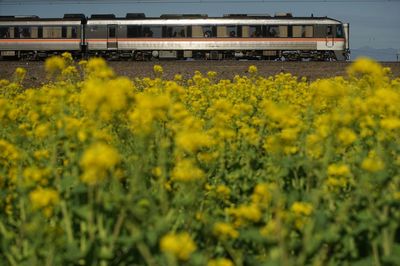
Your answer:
[0,13,344,25]
[0,15,85,26]
[86,17,343,26]
[0,16,83,21]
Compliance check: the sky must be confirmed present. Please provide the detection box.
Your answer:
[1,0,400,60]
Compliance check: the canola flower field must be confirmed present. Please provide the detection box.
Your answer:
[1,54,400,266]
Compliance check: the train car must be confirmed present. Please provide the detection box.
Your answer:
[0,12,349,61]
[86,13,350,61]
[0,14,85,60]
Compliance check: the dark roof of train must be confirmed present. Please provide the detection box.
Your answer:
[0,14,338,21]
[0,16,84,21]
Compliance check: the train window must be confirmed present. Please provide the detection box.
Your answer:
[165,26,186,38]
[14,27,31,38]
[227,25,238,37]
[43,26,62,38]
[293,26,302,37]
[249,26,263,37]
[192,26,203,37]
[288,26,293,38]
[71,27,78,38]
[127,26,142,38]
[38,27,43,38]
[62,27,67,38]
[202,26,216,37]
[237,26,242,37]
[336,25,344,38]
[279,26,288,37]
[266,26,279,37]
[217,26,228,37]
[61,26,77,38]
[0,27,11,38]
[30,27,38,38]
[326,25,333,35]
[293,26,313,38]
[304,26,313,37]
[186,26,192,37]
[142,26,162,38]
[109,27,116,38]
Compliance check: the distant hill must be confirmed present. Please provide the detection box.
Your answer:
[350,46,399,62]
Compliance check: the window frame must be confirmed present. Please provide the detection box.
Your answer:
[0,26,12,39]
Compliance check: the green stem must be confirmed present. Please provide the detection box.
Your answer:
[45,246,54,266]
[222,240,242,266]
[382,206,391,256]
[5,253,18,266]
[137,242,157,266]
[88,186,95,242]
[61,200,74,244]
[109,208,126,252]
[372,241,381,266]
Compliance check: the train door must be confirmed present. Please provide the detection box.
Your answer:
[325,25,334,47]
[107,25,118,49]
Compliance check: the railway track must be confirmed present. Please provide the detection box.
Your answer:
[1,61,400,87]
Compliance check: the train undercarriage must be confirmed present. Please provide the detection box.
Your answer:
[0,49,344,61]
[70,49,341,61]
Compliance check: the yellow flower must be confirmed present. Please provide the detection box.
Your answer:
[30,187,59,211]
[280,127,300,142]
[160,232,196,260]
[260,219,278,238]
[175,131,213,153]
[326,177,348,188]
[80,142,120,185]
[380,117,400,130]
[152,166,162,178]
[213,222,239,239]
[85,57,114,78]
[337,127,357,146]
[174,74,183,82]
[80,143,120,170]
[23,166,50,184]
[248,65,258,75]
[291,202,313,216]
[251,183,274,206]
[0,139,20,167]
[207,258,234,266]
[61,66,78,77]
[80,76,133,119]
[61,51,73,63]
[227,204,262,223]
[33,149,50,160]
[207,71,217,79]
[45,56,66,76]
[0,79,10,87]
[34,123,51,139]
[129,94,171,134]
[14,67,26,82]
[171,159,204,182]
[153,64,164,76]
[347,57,384,78]
[313,79,348,99]
[327,164,351,177]
[216,185,231,199]
[361,151,385,173]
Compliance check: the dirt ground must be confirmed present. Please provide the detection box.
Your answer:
[1,61,400,87]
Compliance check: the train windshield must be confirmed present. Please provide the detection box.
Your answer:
[336,25,344,38]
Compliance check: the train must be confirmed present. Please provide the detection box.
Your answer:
[0,13,350,61]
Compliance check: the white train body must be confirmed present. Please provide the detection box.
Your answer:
[0,13,350,61]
